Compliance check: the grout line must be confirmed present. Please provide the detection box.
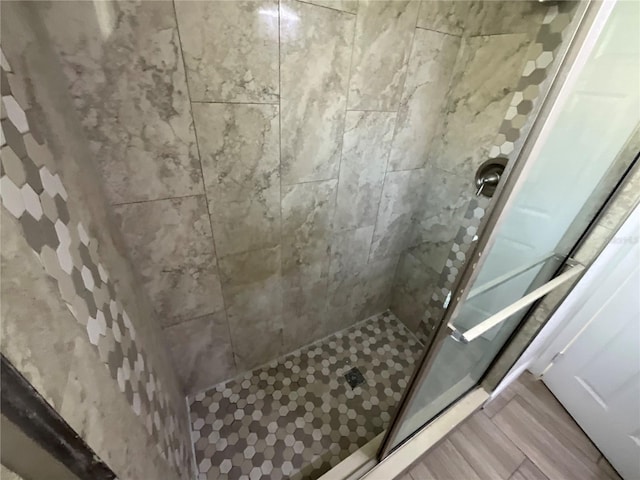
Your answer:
[171,0,238,375]
[295,0,357,16]
[111,193,203,207]
[277,0,286,352]
[281,177,340,187]
[415,25,463,37]
[191,100,279,105]
[366,0,422,263]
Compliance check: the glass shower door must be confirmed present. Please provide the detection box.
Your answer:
[382,0,640,454]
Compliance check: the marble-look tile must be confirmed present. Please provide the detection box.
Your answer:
[348,0,420,111]
[40,1,202,204]
[414,168,474,244]
[390,251,436,332]
[355,256,399,319]
[192,103,280,257]
[164,312,236,395]
[388,29,460,171]
[334,111,396,230]
[409,239,453,275]
[430,34,531,180]
[369,168,428,260]
[298,0,358,14]
[218,246,283,372]
[417,0,470,36]
[466,0,546,37]
[113,196,223,327]
[280,0,355,184]
[0,210,77,410]
[327,226,375,310]
[60,338,179,480]
[174,1,279,103]
[281,180,337,319]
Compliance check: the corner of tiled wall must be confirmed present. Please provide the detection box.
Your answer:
[1,2,193,478]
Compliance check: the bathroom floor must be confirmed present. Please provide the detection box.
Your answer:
[188,311,423,480]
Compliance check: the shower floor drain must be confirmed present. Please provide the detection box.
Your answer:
[344,367,366,389]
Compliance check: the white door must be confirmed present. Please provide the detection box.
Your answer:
[543,209,640,480]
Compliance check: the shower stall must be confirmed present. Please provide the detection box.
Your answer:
[0,0,638,479]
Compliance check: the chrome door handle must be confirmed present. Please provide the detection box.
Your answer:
[448,260,585,344]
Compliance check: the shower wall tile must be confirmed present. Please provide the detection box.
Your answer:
[327,226,375,310]
[414,167,474,244]
[390,251,436,332]
[348,0,421,111]
[218,246,283,372]
[113,196,223,327]
[355,256,399,320]
[334,111,396,231]
[430,33,531,180]
[164,312,236,395]
[370,168,428,260]
[281,180,337,317]
[280,0,354,184]
[174,1,279,103]
[298,0,358,14]
[388,29,460,171]
[417,0,470,36]
[40,1,202,205]
[192,103,280,258]
[466,0,547,37]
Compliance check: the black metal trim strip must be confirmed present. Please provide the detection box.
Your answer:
[0,354,117,480]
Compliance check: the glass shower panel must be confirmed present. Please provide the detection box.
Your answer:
[387,0,640,452]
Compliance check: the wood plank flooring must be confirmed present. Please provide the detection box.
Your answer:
[398,373,621,480]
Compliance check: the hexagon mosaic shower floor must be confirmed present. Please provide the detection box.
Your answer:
[188,311,424,480]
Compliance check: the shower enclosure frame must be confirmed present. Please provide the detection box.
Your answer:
[375,0,636,462]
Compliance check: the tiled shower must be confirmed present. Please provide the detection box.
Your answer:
[0,1,579,479]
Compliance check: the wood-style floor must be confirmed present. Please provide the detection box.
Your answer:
[398,373,621,480]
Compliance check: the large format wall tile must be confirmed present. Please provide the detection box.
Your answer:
[417,0,470,36]
[281,180,337,347]
[430,34,531,180]
[192,103,280,257]
[280,0,355,184]
[466,0,546,37]
[388,29,460,171]
[165,312,236,395]
[40,1,202,204]
[218,246,283,372]
[113,196,224,327]
[334,111,396,230]
[370,169,428,260]
[348,0,420,111]
[174,1,279,103]
[299,0,358,14]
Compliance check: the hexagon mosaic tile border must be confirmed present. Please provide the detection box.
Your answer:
[189,311,423,480]
[0,52,192,479]
[418,2,581,344]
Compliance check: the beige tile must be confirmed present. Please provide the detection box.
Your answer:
[334,111,396,231]
[113,196,224,327]
[164,312,236,395]
[450,412,525,479]
[388,28,460,171]
[40,1,203,204]
[218,246,283,372]
[430,34,531,180]
[465,0,546,37]
[298,0,358,13]
[348,0,420,111]
[280,0,354,184]
[175,0,279,103]
[416,0,471,36]
[192,103,280,257]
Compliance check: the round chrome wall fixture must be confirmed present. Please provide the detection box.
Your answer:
[475,157,508,198]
